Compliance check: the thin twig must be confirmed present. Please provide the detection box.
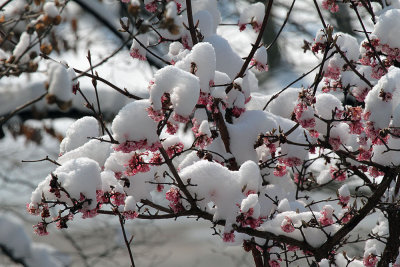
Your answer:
[0,93,47,126]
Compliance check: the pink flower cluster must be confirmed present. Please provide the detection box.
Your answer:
[111,192,126,206]
[319,205,334,226]
[322,0,339,13]
[330,166,347,181]
[33,222,49,236]
[166,187,184,213]
[274,165,287,177]
[280,216,295,233]
[165,142,184,158]
[293,103,316,129]
[279,157,302,167]
[145,1,157,12]
[125,152,151,176]
[123,210,139,220]
[115,139,162,153]
[237,208,265,229]
[268,259,282,267]
[223,231,235,242]
[130,48,146,61]
[250,58,269,72]
[363,253,378,267]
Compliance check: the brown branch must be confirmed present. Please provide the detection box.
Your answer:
[226,0,274,94]
[267,0,296,50]
[0,92,47,126]
[118,212,136,267]
[159,147,197,206]
[185,0,198,45]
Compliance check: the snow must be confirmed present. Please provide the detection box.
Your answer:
[59,116,100,154]
[12,32,40,63]
[179,160,261,231]
[47,62,73,107]
[373,9,400,48]
[0,214,64,267]
[111,99,159,145]
[30,157,102,210]
[43,2,59,18]
[175,42,216,93]
[150,65,200,118]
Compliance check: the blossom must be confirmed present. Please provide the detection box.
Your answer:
[111,192,126,206]
[319,205,334,226]
[166,187,184,213]
[125,153,151,176]
[274,165,287,177]
[33,222,49,236]
[223,232,235,242]
[165,142,184,158]
[145,1,157,12]
[280,216,295,233]
[330,166,347,181]
[322,0,339,13]
[123,210,139,220]
[81,208,98,219]
[363,253,378,267]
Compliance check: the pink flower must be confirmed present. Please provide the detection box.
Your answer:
[352,87,370,102]
[114,140,148,153]
[340,209,352,224]
[339,195,350,206]
[145,1,157,12]
[363,253,378,267]
[111,192,126,206]
[26,203,40,215]
[322,0,339,13]
[330,166,347,181]
[149,153,163,165]
[157,184,164,192]
[329,136,342,150]
[274,165,287,177]
[125,153,151,176]
[236,208,265,229]
[223,232,235,242]
[279,157,302,167]
[166,121,179,135]
[379,89,393,102]
[369,166,383,178]
[281,216,295,233]
[194,134,213,149]
[33,222,49,236]
[173,113,189,123]
[123,210,138,220]
[319,205,334,226]
[81,208,98,219]
[146,106,165,122]
[268,259,281,267]
[232,106,246,118]
[357,147,372,161]
[250,58,269,72]
[294,103,315,129]
[324,64,341,80]
[165,142,184,158]
[349,121,364,135]
[130,48,146,61]
[166,187,184,213]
